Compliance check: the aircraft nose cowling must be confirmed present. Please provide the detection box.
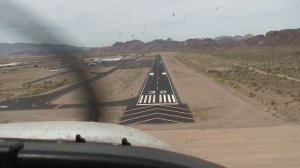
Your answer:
[0,121,170,150]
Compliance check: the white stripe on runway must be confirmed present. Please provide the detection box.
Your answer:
[171,94,176,103]
[143,95,148,104]
[159,95,162,103]
[152,95,156,103]
[138,95,144,104]
[163,95,166,103]
[167,94,171,103]
[148,95,152,103]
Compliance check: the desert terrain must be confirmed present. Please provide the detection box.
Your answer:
[1,28,300,168]
[174,49,300,123]
[135,52,300,168]
[1,50,299,168]
[52,68,148,104]
[146,125,300,168]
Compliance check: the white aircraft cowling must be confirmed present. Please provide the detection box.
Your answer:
[0,121,170,150]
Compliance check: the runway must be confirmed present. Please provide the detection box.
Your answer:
[137,55,179,105]
[120,55,194,125]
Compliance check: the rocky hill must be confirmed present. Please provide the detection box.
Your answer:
[0,43,86,56]
[214,34,254,45]
[1,28,299,55]
[92,28,300,53]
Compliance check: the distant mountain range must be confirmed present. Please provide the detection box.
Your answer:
[0,43,88,56]
[93,28,300,53]
[213,34,254,45]
[1,28,299,56]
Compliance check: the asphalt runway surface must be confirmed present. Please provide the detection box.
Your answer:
[137,55,179,105]
[120,55,194,125]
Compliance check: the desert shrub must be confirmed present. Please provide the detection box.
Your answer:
[294,51,300,55]
[249,92,256,97]
[274,67,281,71]
[251,82,258,87]
[276,89,282,94]
[255,87,261,91]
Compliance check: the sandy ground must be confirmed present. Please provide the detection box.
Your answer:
[1,53,298,168]
[0,108,88,123]
[0,106,125,124]
[133,53,300,168]
[33,71,78,84]
[146,125,300,168]
[100,106,127,123]
[160,53,282,128]
[53,68,149,104]
[0,69,57,89]
[86,66,115,73]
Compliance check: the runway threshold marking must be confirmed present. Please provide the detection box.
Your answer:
[138,95,144,104]
[121,55,194,124]
[171,95,176,103]
[143,95,148,104]
[167,95,171,103]
[148,95,152,103]
[138,94,178,105]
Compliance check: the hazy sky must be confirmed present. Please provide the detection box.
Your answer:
[0,0,299,47]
